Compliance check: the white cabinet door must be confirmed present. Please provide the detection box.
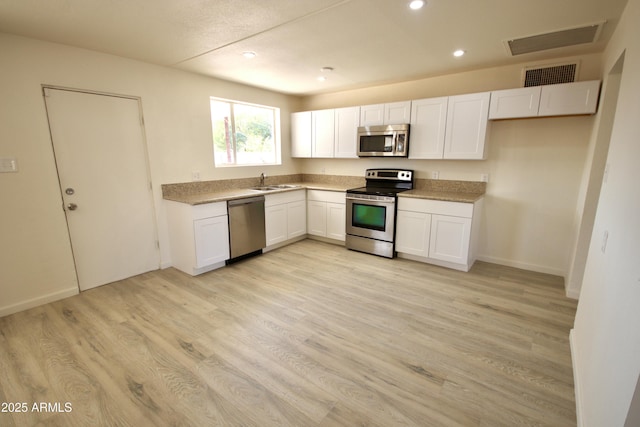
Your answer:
[291,111,311,158]
[360,104,385,126]
[396,210,431,257]
[334,106,360,158]
[265,204,288,246]
[287,200,307,238]
[307,200,327,236]
[444,92,490,160]
[327,202,346,241]
[429,214,471,265]
[538,80,600,116]
[489,87,541,119]
[194,215,230,268]
[312,109,335,157]
[384,101,412,124]
[409,97,448,159]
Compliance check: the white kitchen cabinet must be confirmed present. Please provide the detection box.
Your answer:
[384,101,412,124]
[165,200,230,276]
[359,104,385,126]
[489,80,601,119]
[291,111,311,158]
[312,109,335,158]
[307,190,346,242]
[538,80,600,116]
[429,214,472,265]
[396,197,482,271]
[488,87,541,119]
[334,106,360,158]
[360,101,411,126]
[265,190,306,248]
[409,97,448,159]
[395,210,431,257]
[194,215,230,267]
[327,203,346,241]
[444,92,491,160]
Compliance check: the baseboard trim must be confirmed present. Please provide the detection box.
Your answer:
[476,254,565,277]
[570,329,585,427]
[0,286,79,318]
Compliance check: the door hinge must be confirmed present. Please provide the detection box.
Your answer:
[156,240,160,249]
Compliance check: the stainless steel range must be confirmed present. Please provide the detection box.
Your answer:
[345,168,414,258]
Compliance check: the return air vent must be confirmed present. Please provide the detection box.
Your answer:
[522,62,579,87]
[506,22,605,56]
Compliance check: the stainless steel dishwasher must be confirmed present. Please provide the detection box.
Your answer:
[227,196,266,261]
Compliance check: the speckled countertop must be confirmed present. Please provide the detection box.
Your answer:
[162,174,485,205]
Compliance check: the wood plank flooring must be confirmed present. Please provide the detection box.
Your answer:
[0,240,578,426]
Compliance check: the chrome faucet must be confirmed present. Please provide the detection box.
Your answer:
[259,172,266,186]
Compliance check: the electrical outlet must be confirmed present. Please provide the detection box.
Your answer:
[480,173,489,182]
[192,170,201,181]
[431,171,439,179]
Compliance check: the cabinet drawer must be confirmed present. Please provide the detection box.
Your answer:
[265,189,306,207]
[398,197,473,218]
[192,201,227,220]
[307,190,345,204]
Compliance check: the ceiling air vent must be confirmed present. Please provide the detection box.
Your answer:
[522,62,579,87]
[506,22,605,56]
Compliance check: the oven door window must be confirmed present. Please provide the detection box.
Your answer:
[360,135,394,153]
[352,203,387,231]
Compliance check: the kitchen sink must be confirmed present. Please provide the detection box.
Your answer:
[268,184,301,189]
[250,184,301,191]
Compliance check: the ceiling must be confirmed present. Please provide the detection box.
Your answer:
[0,0,629,95]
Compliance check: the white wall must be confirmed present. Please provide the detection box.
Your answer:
[571,0,640,424]
[0,33,302,316]
[299,56,602,278]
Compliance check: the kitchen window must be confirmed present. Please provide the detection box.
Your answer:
[210,98,281,167]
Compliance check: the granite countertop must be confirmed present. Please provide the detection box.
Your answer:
[163,182,349,205]
[161,174,486,205]
[399,189,484,203]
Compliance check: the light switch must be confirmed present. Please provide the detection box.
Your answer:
[0,157,18,173]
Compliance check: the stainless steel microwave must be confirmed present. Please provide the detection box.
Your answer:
[357,124,409,157]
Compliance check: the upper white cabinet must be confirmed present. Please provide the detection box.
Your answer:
[334,106,360,158]
[489,80,601,120]
[489,87,541,119]
[291,107,360,159]
[360,101,411,126]
[291,111,311,158]
[409,97,448,159]
[312,109,335,158]
[538,80,600,116]
[444,92,491,160]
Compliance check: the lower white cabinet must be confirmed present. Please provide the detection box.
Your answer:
[395,210,431,257]
[165,200,230,276]
[265,190,306,248]
[307,190,346,242]
[396,197,482,271]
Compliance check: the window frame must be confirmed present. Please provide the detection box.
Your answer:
[210,97,281,167]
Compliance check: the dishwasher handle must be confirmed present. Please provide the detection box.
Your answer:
[227,195,265,207]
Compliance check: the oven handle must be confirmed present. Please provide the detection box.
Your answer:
[346,195,396,204]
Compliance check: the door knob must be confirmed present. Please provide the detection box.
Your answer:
[67,203,78,211]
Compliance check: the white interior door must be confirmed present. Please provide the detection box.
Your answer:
[44,88,159,291]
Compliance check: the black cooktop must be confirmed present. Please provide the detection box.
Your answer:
[346,186,411,197]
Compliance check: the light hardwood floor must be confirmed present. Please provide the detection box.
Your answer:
[0,240,578,426]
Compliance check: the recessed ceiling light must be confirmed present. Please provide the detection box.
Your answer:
[409,0,425,10]
[453,49,465,57]
[317,76,327,82]
[242,51,256,59]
